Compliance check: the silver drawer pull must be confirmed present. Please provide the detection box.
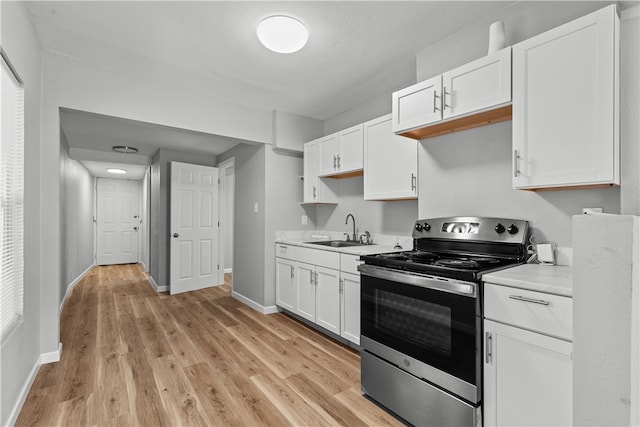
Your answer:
[509,295,550,306]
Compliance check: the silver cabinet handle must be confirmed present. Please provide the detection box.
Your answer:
[313,185,317,198]
[339,278,344,293]
[433,89,441,113]
[278,245,287,250]
[485,332,493,364]
[309,270,313,284]
[314,271,318,285]
[333,155,337,169]
[509,295,550,306]
[411,173,417,191]
[513,149,520,177]
[337,155,341,169]
[443,86,451,110]
[290,266,294,279]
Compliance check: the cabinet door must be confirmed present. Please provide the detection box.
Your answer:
[392,75,443,134]
[442,48,511,120]
[303,141,319,203]
[315,266,340,335]
[512,5,618,189]
[364,114,417,200]
[275,258,296,312]
[296,262,316,322]
[338,124,363,173]
[340,272,360,345]
[318,133,340,176]
[484,320,573,427]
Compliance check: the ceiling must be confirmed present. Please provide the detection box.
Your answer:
[24,1,579,179]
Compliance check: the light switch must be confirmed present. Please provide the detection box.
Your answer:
[253,202,259,214]
[301,215,308,225]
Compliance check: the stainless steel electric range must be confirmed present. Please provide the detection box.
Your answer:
[358,216,529,427]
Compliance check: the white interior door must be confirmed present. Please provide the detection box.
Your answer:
[170,161,220,295]
[96,178,140,265]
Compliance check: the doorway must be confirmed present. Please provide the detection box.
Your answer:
[96,178,141,265]
[218,158,235,289]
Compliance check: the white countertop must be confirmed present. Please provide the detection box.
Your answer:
[275,237,405,256]
[483,263,573,297]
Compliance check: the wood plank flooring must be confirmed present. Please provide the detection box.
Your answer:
[16,264,403,426]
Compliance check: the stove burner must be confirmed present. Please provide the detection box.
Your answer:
[434,257,501,269]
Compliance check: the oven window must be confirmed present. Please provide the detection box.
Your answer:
[376,290,452,356]
[361,275,479,386]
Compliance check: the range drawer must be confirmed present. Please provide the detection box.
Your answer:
[275,243,296,260]
[340,254,362,275]
[296,246,340,270]
[484,283,572,341]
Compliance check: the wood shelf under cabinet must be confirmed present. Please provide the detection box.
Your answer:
[399,105,512,140]
[323,170,364,179]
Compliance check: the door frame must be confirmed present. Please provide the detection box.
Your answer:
[217,157,235,286]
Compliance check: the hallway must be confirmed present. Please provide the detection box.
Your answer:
[16,264,401,426]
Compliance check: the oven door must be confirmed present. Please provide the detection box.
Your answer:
[359,264,481,403]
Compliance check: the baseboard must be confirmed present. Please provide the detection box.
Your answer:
[231,291,279,314]
[4,350,39,427]
[40,342,62,364]
[224,268,232,274]
[148,275,168,293]
[59,263,95,313]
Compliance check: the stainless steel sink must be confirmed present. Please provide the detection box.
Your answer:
[305,240,366,248]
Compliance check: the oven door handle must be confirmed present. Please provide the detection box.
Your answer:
[357,264,477,297]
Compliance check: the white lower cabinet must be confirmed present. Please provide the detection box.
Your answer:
[296,262,316,322]
[275,244,362,345]
[483,283,573,427]
[340,272,360,345]
[315,266,341,335]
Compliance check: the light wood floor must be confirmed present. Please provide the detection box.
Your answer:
[16,264,403,426]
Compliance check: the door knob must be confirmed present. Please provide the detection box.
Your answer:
[133,226,139,231]
[173,233,179,238]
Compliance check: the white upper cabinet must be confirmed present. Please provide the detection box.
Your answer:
[392,75,443,134]
[318,124,364,177]
[364,114,417,200]
[303,140,338,204]
[392,48,512,140]
[442,48,511,120]
[512,5,619,190]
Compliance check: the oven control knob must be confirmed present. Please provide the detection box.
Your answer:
[423,223,431,231]
[494,223,505,234]
[507,224,519,235]
[415,223,423,232]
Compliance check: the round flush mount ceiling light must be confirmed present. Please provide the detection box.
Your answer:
[257,15,309,53]
[107,168,127,174]
[112,145,138,154]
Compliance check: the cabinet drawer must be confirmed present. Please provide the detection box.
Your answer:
[275,243,296,260]
[484,283,572,341]
[297,246,340,270]
[340,254,362,275]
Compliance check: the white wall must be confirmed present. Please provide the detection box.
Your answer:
[59,132,95,307]
[141,167,150,272]
[315,177,418,238]
[418,121,621,248]
[0,2,44,425]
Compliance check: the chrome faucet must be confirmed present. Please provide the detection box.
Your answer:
[345,214,356,242]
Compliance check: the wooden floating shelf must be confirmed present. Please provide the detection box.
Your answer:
[522,183,620,192]
[323,170,364,179]
[400,105,513,140]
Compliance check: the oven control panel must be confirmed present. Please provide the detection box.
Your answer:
[412,216,529,244]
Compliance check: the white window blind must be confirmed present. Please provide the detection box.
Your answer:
[1,52,25,338]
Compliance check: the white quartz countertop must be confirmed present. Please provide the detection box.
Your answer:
[275,237,405,256]
[483,263,573,297]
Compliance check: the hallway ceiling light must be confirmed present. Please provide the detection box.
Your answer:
[257,15,308,54]
[112,145,138,154]
[107,168,127,174]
